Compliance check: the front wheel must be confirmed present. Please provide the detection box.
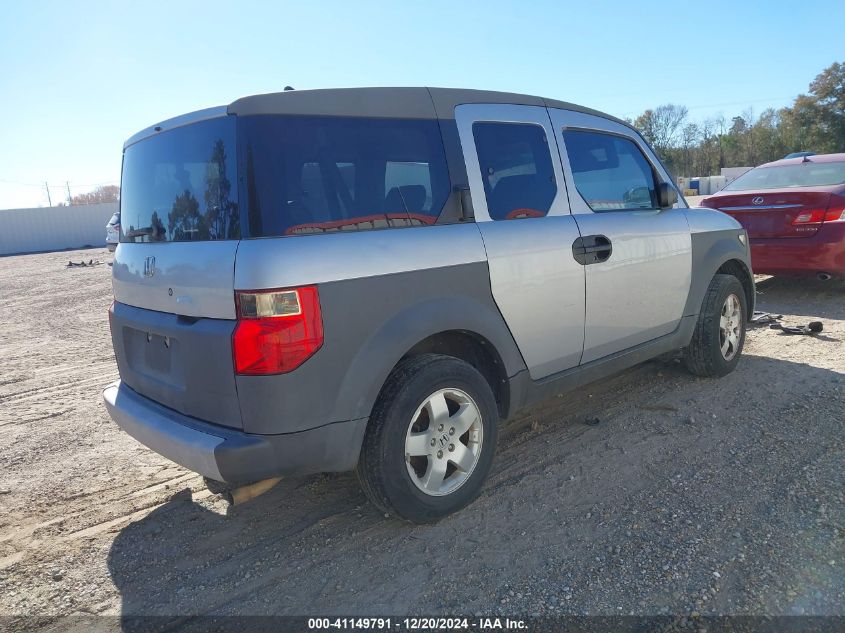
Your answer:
[356,354,498,523]
[683,274,748,377]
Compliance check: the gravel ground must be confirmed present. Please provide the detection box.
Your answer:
[0,247,843,626]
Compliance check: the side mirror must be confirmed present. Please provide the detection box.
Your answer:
[658,182,678,208]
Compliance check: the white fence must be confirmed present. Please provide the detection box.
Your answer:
[0,202,118,256]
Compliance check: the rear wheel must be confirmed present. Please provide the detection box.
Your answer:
[356,354,498,523]
[684,274,747,377]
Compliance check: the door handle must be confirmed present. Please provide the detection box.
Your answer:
[572,235,612,265]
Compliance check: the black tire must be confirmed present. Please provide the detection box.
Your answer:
[356,354,498,523]
[683,274,748,377]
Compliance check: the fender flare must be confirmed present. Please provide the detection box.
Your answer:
[330,295,527,423]
[683,230,754,319]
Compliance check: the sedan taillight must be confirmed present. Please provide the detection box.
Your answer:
[232,286,323,375]
[823,208,845,222]
[792,208,845,225]
[792,210,826,225]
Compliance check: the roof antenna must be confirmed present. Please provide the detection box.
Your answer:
[284,86,295,91]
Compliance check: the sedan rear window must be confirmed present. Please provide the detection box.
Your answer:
[724,162,845,191]
[241,115,450,237]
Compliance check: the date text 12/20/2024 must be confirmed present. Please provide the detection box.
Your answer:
[308,618,527,630]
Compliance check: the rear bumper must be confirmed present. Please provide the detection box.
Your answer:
[103,380,366,483]
[750,223,845,277]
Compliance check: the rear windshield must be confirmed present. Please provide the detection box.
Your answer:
[724,161,845,191]
[120,117,239,242]
[240,115,450,236]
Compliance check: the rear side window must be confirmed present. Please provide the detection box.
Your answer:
[121,117,239,242]
[241,116,450,236]
[563,130,658,212]
[472,122,557,220]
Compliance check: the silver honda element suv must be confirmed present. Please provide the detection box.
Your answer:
[104,88,753,523]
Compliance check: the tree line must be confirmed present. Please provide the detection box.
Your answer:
[53,184,120,206]
[630,61,845,178]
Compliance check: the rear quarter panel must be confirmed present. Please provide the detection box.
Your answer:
[233,225,527,434]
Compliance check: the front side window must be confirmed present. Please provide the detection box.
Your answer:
[563,130,658,212]
[121,117,239,242]
[241,116,450,236]
[472,122,557,220]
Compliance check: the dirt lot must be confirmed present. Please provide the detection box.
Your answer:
[1,247,843,626]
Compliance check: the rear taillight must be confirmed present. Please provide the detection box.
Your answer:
[823,208,845,222]
[232,286,323,375]
[792,208,845,225]
[792,209,826,225]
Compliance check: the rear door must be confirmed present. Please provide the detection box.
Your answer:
[548,109,692,364]
[455,104,585,379]
[111,114,243,428]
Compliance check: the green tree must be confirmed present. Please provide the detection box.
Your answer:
[785,61,845,153]
[630,61,844,177]
[634,104,689,173]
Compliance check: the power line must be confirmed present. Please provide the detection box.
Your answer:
[0,178,118,188]
[617,95,797,119]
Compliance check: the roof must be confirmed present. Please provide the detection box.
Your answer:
[125,87,634,149]
[761,153,845,167]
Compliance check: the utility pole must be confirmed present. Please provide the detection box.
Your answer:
[66,182,72,206]
[44,181,52,207]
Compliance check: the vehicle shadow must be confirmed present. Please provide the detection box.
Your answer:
[755,276,845,320]
[107,354,845,623]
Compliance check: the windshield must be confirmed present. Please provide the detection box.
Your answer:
[120,117,239,242]
[724,161,845,191]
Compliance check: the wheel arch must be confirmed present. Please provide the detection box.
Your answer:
[401,330,510,419]
[716,258,755,319]
[684,230,756,323]
[332,296,526,427]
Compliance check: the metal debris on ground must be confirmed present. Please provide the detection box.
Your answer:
[769,321,824,336]
[750,311,783,326]
[66,259,103,268]
[751,311,824,335]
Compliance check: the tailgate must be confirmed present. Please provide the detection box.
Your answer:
[110,241,242,428]
[109,301,242,429]
[112,242,239,318]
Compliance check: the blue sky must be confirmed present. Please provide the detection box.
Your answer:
[1,0,842,208]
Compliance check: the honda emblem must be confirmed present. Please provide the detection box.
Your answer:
[143,256,156,277]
